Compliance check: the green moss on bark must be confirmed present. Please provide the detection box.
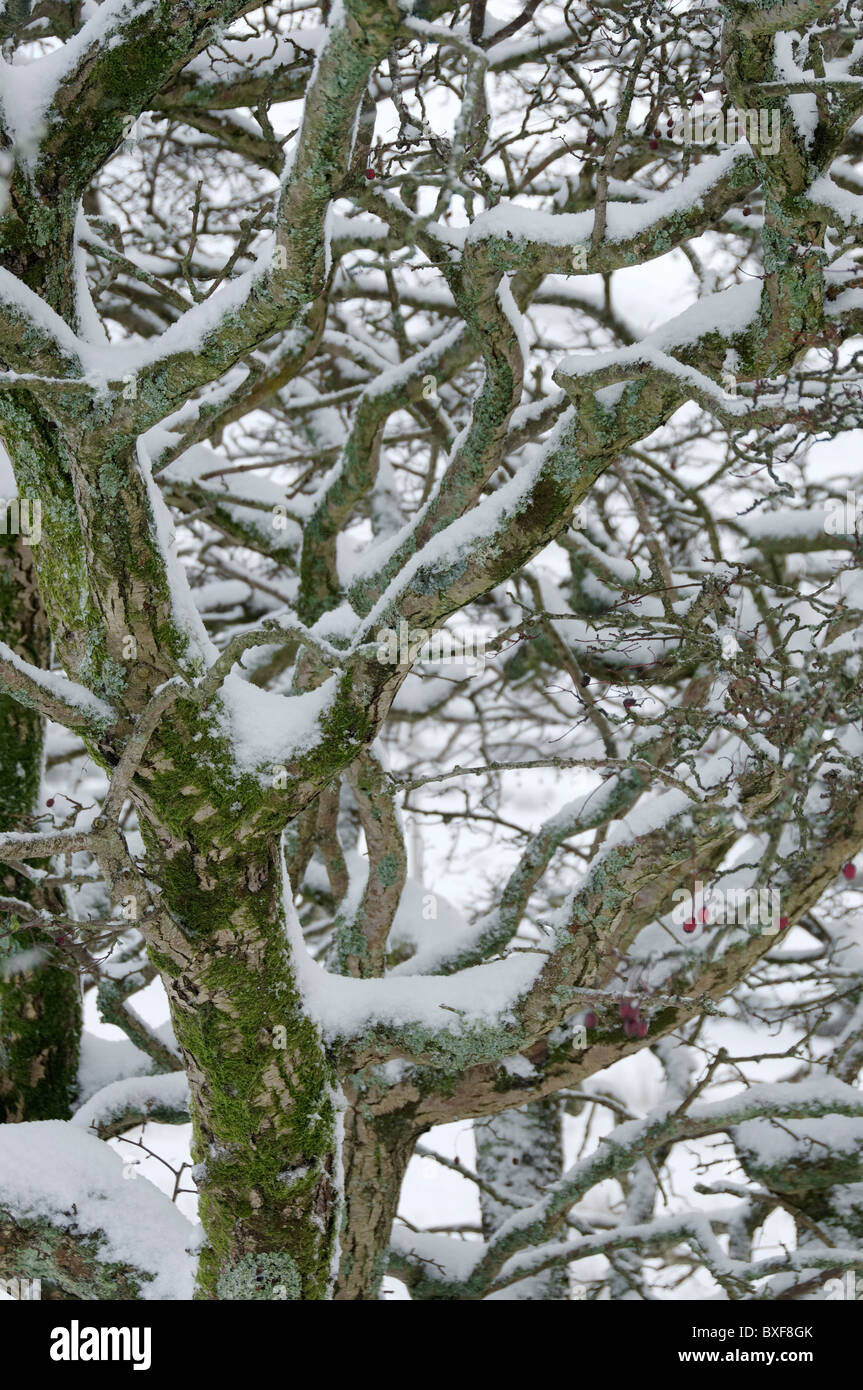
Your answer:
[0,533,81,1123]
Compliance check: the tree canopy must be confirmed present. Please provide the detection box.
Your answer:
[1,0,863,1303]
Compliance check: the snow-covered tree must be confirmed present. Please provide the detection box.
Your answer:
[2,0,863,1302]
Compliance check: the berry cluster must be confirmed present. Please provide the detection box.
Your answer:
[584,1000,649,1038]
[683,906,711,933]
[619,997,647,1038]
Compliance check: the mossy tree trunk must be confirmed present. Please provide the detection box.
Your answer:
[149,839,343,1301]
[0,533,81,1123]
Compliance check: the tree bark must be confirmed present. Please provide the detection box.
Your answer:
[335,1086,415,1300]
[0,534,81,1123]
[475,1098,569,1300]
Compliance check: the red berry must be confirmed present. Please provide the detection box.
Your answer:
[585,1011,598,1028]
[46,797,54,807]
[694,90,704,101]
[843,863,856,880]
[365,168,376,179]
[623,697,636,709]
[653,129,661,138]
[649,138,658,150]
[743,206,752,215]
[778,916,789,930]
[683,919,696,933]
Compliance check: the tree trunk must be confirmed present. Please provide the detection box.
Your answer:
[147,835,342,1300]
[335,1084,415,1300]
[0,534,80,1123]
[475,1098,569,1300]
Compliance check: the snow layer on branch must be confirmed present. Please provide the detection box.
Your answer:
[493,1078,863,1249]
[0,1121,200,1299]
[774,31,818,150]
[355,407,579,638]
[733,1115,863,1166]
[87,268,263,376]
[137,438,217,666]
[589,786,693,864]
[0,0,158,156]
[387,875,470,975]
[0,266,82,358]
[487,22,573,68]
[302,944,544,1043]
[71,1072,190,1133]
[737,507,832,542]
[464,146,746,248]
[77,1032,156,1105]
[214,671,338,779]
[52,234,305,384]
[808,173,863,228]
[281,851,544,1040]
[559,280,763,381]
[0,639,115,724]
[330,211,392,245]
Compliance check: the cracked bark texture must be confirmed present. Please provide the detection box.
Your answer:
[0,534,80,1124]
